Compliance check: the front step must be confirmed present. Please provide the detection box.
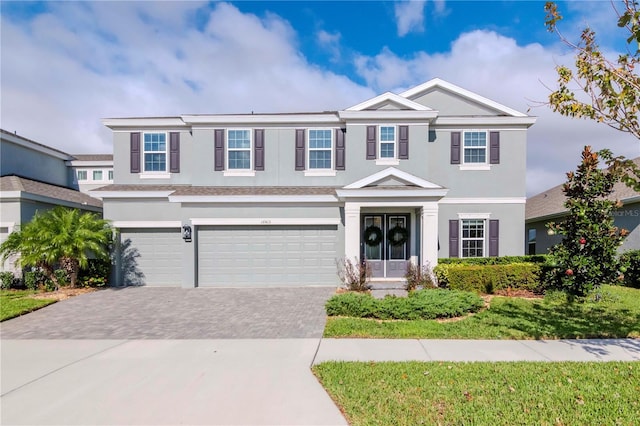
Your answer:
[368,281,406,290]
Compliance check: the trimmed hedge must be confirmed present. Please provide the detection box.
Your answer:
[438,255,548,265]
[434,263,543,294]
[619,250,640,288]
[325,289,484,320]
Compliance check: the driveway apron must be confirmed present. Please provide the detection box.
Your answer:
[1,287,348,425]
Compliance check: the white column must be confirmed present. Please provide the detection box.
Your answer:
[344,202,361,261]
[421,202,439,267]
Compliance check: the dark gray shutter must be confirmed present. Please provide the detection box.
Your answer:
[335,128,345,170]
[295,129,305,170]
[489,131,500,164]
[449,220,459,258]
[130,132,141,173]
[169,132,180,173]
[451,132,461,164]
[254,129,264,171]
[214,129,225,171]
[366,126,376,160]
[398,125,409,159]
[489,219,499,257]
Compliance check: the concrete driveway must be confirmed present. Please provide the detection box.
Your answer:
[1,287,348,425]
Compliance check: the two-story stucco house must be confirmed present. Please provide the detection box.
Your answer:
[96,78,536,288]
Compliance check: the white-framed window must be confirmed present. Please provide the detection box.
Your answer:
[461,219,485,258]
[143,132,167,172]
[308,129,332,169]
[463,131,487,164]
[227,129,251,170]
[108,170,114,181]
[379,125,396,159]
[77,170,87,181]
[93,170,103,181]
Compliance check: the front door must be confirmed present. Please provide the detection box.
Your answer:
[362,214,409,278]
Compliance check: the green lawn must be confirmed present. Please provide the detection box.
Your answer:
[324,285,640,339]
[313,361,640,426]
[0,290,56,321]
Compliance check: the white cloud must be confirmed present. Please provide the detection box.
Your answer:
[317,30,342,62]
[394,0,427,37]
[0,2,373,155]
[352,30,639,195]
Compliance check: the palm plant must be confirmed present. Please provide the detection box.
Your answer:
[0,207,112,289]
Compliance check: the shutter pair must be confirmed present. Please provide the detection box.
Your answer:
[213,129,265,171]
[295,128,346,171]
[449,219,499,257]
[365,126,409,160]
[130,132,180,173]
[450,132,500,164]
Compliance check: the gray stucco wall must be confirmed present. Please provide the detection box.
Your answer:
[410,89,501,116]
[1,141,70,187]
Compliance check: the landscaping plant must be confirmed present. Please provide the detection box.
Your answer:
[335,257,371,292]
[404,261,437,291]
[546,147,629,297]
[619,249,640,288]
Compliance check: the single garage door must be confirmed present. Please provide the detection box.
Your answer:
[198,225,338,287]
[119,228,183,286]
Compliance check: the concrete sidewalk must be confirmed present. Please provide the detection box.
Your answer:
[313,338,640,363]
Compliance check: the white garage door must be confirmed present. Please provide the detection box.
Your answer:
[119,228,183,286]
[198,225,338,287]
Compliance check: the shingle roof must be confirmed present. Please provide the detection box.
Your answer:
[526,157,640,221]
[0,175,103,208]
[71,154,113,161]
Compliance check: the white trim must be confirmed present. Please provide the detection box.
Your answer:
[344,167,443,189]
[338,110,438,121]
[142,131,169,174]
[434,117,537,127]
[67,160,113,167]
[112,221,181,228]
[140,173,172,179]
[440,197,526,204]
[336,189,449,198]
[399,78,528,118]
[346,92,433,111]
[458,213,491,219]
[182,113,341,125]
[102,117,186,128]
[378,124,397,161]
[375,159,400,166]
[304,170,337,177]
[168,195,338,203]
[91,191,174,199]
[459,165,491,171]
[223,170,256,177]
[307,128,334,172]
[191,217,341,226]
[0,191,22,199]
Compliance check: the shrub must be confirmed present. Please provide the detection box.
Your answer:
[325,289,484,320]
[619,250,640,288]
[78,258,110,287]
[438,255,549,265]
[435,263,543,294]
[404,262,437,291]
[336,257,371,292]
[0,271,17,290]
[23,268,47,290]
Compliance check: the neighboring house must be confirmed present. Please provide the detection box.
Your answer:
[67,154,114,193]
[96,78,536,288]
[0,129,104,273]
[526,157,640,255]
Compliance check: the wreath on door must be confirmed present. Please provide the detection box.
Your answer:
[388,226,409,246]
[363,225,383,246]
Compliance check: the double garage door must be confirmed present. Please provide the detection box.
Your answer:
[198,225,338,287]
[120,225,338,287]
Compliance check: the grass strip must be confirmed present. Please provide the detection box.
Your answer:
[0,290,56,321]
[313,361,640,426]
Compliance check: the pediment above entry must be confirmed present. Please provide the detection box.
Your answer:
[335,167,448,199]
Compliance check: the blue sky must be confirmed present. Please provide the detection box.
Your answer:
[1,1,638,195]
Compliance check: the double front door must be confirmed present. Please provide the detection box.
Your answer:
[362,214,409,278]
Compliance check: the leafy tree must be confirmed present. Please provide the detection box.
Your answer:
[546,146,629,297]
[0,207,112,289]
[545,0,640,190]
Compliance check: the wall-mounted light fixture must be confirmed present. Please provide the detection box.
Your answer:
[182,225,192,242]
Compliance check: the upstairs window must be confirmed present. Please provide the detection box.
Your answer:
[308,129,332,169]
[108,170,114,180]
[77,170,87,181]
[143,133,167,172]
[463,131,487,164]
[93,170,103,181]
[227,130,251,170]
[379,126,396,159]
[461,219,485,257]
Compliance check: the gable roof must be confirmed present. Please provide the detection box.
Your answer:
[0,175,103,209]
[346,92,433,112]
[526,157,640,221]
[344,167,444,189]
[400,78,528,118]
